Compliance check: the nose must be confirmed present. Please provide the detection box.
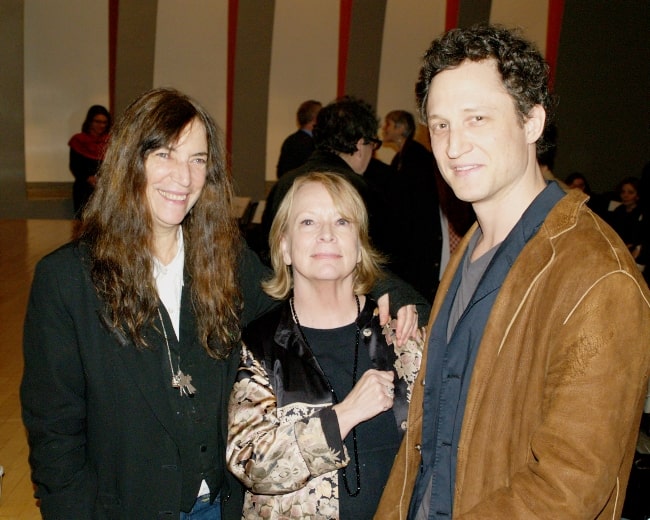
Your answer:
[318,222,335,241]
[446,126,471,159]
[171,159,192,186]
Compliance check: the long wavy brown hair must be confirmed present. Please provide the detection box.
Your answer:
[79,87,242,358]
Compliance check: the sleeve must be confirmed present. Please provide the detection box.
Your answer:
[459,273,650,519]
[226,344,348,495]
[370,270,432,327]
[238,245,279,327]
[20,256,96,519]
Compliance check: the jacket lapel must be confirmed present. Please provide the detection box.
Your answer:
[100,310,182,443]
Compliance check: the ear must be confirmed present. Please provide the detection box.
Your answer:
[524,104,546,144]
[280,235,292,265]
[354,137,365,155]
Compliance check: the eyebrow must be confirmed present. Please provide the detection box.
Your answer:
[428,106,494,120]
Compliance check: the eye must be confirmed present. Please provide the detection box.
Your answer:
[154,151,170,159]
[430,121,448,134]
[300,218,314,226]
[336,218,350,226]
[190,156,207,165]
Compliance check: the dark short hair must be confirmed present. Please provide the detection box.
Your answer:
[416,23,556,153]
[313,96,379,155]
[297,100,322,126]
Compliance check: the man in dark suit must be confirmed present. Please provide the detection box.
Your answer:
[276,99,321,178]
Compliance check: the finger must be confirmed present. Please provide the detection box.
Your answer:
[395,305,416,345]
[366,369,395,383]
[377,294,390,326]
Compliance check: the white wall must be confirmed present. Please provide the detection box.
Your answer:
[154,0,228,129]
[377,0,446,120]
[264,1,339,182]
[24,0,109,183]
[491,0,549,54]
[23,0,553,185]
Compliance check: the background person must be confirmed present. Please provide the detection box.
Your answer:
[607,176,644,260]
[68,104,111,217]
[227,172,424,519]
[276,99,322,178]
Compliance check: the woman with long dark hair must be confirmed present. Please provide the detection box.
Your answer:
[68,104,111,216]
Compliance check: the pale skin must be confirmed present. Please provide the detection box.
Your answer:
[281,181,396,440]
[426,59,547,259]
[382,117,407,151]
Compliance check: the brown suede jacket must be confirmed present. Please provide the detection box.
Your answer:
[376,189,650,519]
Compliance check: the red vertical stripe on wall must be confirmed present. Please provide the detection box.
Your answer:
[108,0,118,114]
[546,0,564,90]
[338,0,353,97]
[226,0,239,158]
[445,0,460,30]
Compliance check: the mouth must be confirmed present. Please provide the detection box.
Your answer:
[158,189,188,202]
[453,164,480,174]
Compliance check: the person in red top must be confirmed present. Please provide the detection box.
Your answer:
[68,105,111,216]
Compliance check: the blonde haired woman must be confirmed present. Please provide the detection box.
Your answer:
[227,172,424,519]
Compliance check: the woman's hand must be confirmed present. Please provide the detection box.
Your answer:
[332,369,395,439]
[377,295,421,345]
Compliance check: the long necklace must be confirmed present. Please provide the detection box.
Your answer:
[289,294,362,497]
[156,308,196,396]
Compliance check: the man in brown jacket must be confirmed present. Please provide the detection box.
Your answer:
[376,24,650,519]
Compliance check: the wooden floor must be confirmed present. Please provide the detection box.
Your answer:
[0,219,75,520]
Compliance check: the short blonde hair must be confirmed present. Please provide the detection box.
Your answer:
[262,172,384,299]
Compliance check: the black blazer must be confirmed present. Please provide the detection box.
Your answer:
[21,241,277,519]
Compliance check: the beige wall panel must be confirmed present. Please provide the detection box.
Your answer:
[265,1,339,181]
[490,0,549,54]
[24,0,109,183]
[376,0,445,159]
[154,0,228,128]
[377,0,446,120]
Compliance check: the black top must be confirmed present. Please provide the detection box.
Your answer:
[302,322,400,519]
[276,129,315,178]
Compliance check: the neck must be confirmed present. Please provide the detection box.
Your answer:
[153,226,180,265]
[292,285,362,328]
[472,167,546,260]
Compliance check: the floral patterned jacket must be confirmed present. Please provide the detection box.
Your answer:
[227,297,423,519]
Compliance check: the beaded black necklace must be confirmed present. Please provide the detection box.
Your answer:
[289,294,362,497]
